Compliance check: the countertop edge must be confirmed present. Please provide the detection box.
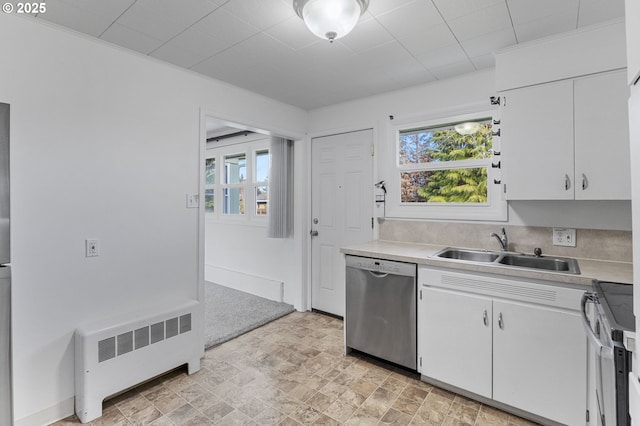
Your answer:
[341,240,633,287]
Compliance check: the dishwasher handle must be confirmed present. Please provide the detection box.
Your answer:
[581,292,614,360]
[368,270,389,278]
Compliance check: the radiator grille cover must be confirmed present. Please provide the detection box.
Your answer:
[97,314,191,363]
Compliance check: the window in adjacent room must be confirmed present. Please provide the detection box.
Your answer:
[223,153,246,215]
[204,157,216,214]
[205,136,270,222]
[254,149,269,216]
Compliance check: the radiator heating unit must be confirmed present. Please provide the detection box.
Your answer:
[74,300,202,423]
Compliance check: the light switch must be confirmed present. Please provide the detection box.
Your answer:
[186,194,199,208]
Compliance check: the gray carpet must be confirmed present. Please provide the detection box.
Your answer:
[204,281,295,349]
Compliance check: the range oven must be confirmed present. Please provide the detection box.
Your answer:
[582,281,634,426]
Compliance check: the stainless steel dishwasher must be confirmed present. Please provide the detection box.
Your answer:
[345,255,417,370]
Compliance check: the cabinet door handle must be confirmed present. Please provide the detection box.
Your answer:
[498,312,504,329]
[564,174,571,191]
[581,173,588,190]
[483,310,488,326]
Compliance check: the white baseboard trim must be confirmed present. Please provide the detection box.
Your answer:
[205,265,284,302]
[15,397,74,426]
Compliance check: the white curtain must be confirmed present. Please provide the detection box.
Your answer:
[267,137,294,238]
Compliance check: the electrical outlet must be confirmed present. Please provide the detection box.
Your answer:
[85,239,100,257]
[186,194,199,208]
[552,228,576,247]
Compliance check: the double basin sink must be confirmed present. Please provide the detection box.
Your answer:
[433,247,580,274]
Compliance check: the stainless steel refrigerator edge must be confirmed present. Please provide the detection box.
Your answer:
[0,102,12,425]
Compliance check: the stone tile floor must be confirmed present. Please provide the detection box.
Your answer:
[53,311,539,425]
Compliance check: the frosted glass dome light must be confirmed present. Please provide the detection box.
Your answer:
[454,122,482,135]
[293,0,369,43]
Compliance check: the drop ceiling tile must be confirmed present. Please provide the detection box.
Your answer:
[150,43,209,68]
[367,0,418,17]
[152,27,229,65]
[507,0,579,25]
[37,0,135,37]
[339,17,395,53]
[191,52,251,83]
[116,0,219,41]
[223,0,295,31]
[101,23,164,55]
[191,8,260,46]
[375,1,445,41]
[578,0,625,27]
[264,15,319,50]
[387,62,437,88]
[514,10,578,43]
[447,3,513,41]
[355,41,420,75]
[296,39,356,69]
[429,59,476,79]
[399,23,458,57]
[432,0,505,20]
[459,28,517,58]
[417,43,469,69]
[470,53,495,69]
[193,33,293,78]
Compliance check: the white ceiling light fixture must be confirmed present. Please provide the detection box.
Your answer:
[293,0,369,43]
[454,122,482,135]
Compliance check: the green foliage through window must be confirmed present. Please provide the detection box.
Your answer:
[399,121,493,203]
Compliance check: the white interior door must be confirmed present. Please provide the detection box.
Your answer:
[311,129,373,317]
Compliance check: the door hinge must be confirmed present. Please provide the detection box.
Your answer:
[371,217,374,229]
[419,357,422,367]
[419,289,422,300]
[586,409,589,422]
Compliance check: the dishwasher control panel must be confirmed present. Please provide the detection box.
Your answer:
[345,255,416,277]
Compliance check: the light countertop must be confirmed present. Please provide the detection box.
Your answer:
[341,240,633,287]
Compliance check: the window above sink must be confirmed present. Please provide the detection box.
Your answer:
[385,108,507,221]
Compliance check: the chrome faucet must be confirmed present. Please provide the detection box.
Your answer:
[490,227,508,251]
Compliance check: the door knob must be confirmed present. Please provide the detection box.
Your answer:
[310,230,318,237]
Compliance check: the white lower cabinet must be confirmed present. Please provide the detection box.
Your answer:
[420,287,492,398]
[418,267,587,425]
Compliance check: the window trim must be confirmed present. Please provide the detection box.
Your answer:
[387,110,507,221]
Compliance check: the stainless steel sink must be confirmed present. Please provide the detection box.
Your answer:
[433,247,580,274]
[498,254,580,274]
[434,248,500,263]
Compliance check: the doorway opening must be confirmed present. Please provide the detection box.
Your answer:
[201,115,298,349]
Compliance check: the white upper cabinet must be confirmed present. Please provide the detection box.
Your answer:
[626,0,640,84]
[501,80,574,200]
[574,70,630,199]
[501,70,631,200]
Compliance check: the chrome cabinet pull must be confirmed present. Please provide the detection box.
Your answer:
[483,310,488,326]
[581,173,588,190]
[564,174,571,191]
[498,312,504,329]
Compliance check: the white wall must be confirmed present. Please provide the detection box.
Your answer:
[0,14,307,425]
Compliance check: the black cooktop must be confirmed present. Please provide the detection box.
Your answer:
[594,280,635,333]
